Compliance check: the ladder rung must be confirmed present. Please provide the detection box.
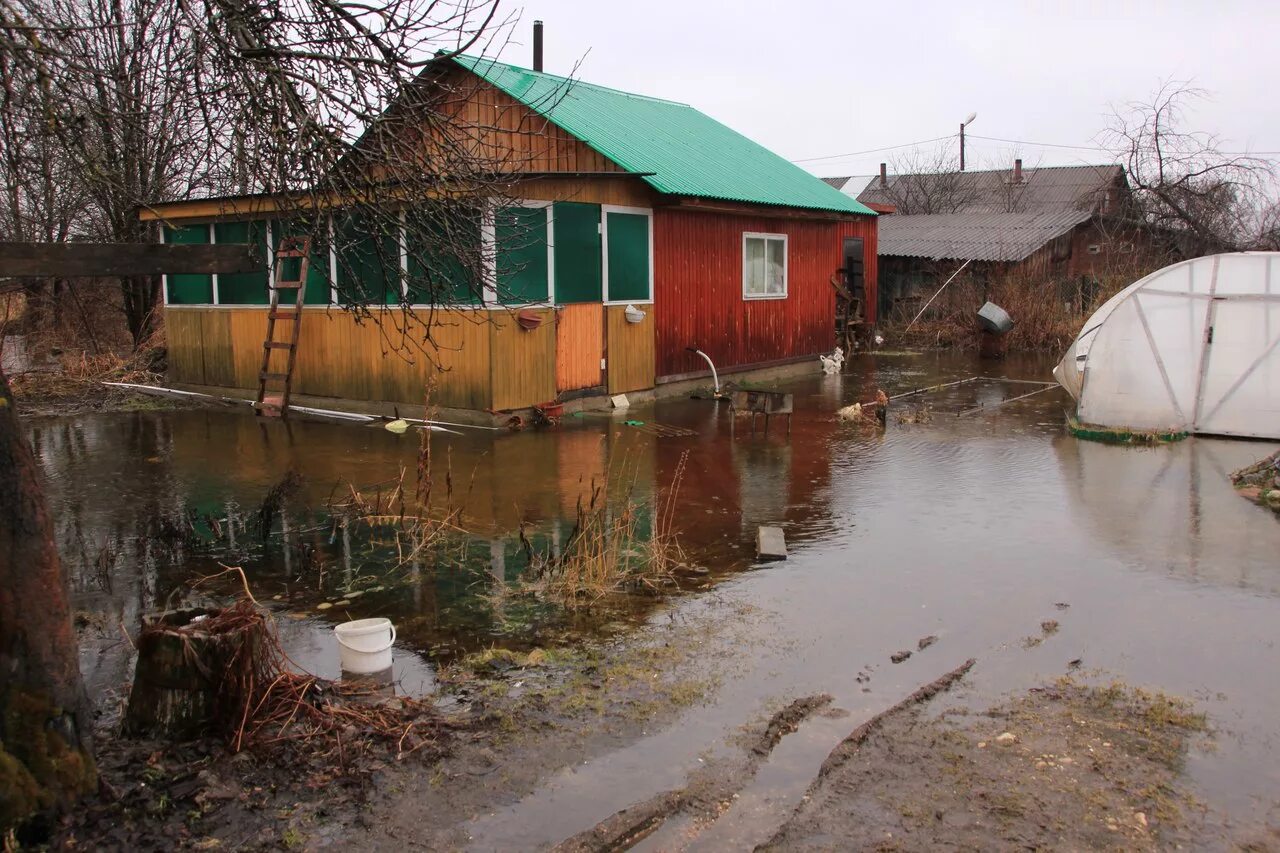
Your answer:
[264,341,293,350]
[268,310,298,320]
[274,281,303,289]
[260,372,289,382]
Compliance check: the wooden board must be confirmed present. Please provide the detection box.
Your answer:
[0,241,259,277]
[556,303,603,392]
[606,304,655,394]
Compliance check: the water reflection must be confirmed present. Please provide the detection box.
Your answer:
[29,352,1280,710]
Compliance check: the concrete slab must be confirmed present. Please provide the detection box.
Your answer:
[757,526,787,560]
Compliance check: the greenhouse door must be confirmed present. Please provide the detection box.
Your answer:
[1193,296,1280,438]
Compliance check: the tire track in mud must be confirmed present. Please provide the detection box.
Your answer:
[756,657,976,852]
[549,694,835,853]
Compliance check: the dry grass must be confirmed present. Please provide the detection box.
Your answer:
[885,258,1168,352]
[513,450,693,608]
[5,332,167,403]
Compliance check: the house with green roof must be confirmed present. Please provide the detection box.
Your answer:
[141,44,878,418]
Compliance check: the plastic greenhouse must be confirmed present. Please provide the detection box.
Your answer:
[1055,252,1280,440]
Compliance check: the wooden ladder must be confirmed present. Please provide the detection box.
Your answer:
[256,236,311,418]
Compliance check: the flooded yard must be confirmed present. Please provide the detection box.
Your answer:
[35,351,1280,849]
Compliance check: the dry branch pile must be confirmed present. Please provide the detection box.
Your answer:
[130,596,447,769]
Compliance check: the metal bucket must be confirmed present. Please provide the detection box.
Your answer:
[977,301,1014,335]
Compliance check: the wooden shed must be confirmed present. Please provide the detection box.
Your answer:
[141,55,877,417]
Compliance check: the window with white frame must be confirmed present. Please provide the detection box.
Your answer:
[743,233,787,299]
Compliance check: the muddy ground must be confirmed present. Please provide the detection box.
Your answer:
[762,678,1232,852]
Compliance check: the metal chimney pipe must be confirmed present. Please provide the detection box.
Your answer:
[879,162,888,188]
[1014,158,1023,183]
[533,20,544,72]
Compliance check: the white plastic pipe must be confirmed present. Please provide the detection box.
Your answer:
[688,348,720,394]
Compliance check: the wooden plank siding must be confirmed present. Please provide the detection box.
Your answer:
[606,305,655,394]
[652,210,877,379]
[164,307,494,410]
[489,308,555,409]
[165,309,207,384]
[556,303,604,392]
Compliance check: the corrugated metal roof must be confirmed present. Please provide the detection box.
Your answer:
[877,210,1092,261]
[454,56,875,216]
[855,164,1122,215]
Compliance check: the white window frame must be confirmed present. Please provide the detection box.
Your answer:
[742,232,788,301]
[601,204,654,306]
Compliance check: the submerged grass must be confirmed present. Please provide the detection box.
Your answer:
[509,450,694,609]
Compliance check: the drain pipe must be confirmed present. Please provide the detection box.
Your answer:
[686,346,721,396]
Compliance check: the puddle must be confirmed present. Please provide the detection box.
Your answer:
[32,350,1280,846]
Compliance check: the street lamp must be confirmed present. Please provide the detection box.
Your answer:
[960,112,977,171]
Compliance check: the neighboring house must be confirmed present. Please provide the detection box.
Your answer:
[141,53,877,418]
[825,163,1155,320]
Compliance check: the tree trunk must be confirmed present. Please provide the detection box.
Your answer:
[0,366,96,833]
[121,273,161,347]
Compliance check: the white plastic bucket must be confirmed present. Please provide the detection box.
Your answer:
[334,618,396,674]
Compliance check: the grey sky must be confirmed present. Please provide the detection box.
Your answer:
[490,0,1280,178]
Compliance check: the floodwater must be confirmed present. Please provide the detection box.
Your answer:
[32,350,1280,846]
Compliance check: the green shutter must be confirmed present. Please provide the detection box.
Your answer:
[405,205,482,305]
[605,212,650,302]
[271,219,333,304]
[551,202,601,303]
[496,206,549,305]
[213,220,270,304]
[335,211,401,305]
[163,224,212,304]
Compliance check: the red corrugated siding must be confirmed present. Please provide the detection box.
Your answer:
[653,210,877,379]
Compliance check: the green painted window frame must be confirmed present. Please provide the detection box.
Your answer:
[603,207,652,304]
[405,204,484,306]
[495,204,550,305]
[162,224,213,305]
[213,220,271,304]
[550,201,601,304]
[334,210,403,305]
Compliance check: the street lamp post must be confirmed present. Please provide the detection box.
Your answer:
[960,112,977,171]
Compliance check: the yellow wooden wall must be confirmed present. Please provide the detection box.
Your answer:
[606,305,655,394]
[168,304,656,410]
[165,307,493,410]
[489,308,555,410]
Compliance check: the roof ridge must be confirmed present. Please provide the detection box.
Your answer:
[454,55,692,107]
[878,163,1119,180]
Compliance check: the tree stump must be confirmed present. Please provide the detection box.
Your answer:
[124,607,262,740]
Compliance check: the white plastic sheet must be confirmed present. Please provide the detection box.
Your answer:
[1056,252,1280,439]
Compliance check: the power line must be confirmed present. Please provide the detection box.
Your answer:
[970,133,1280,157]
[794,132,1280,168]
[790,135,955,164]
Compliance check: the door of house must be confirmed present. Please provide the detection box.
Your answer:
[553,202,605,394]
[842,237,866,321]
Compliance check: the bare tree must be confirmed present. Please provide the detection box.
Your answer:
[1101,81,1278,255]
[863,148,983,214]
[0,45,84,334]
[0,0,569,831]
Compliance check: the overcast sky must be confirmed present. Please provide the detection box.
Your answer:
[481,0,1280,178]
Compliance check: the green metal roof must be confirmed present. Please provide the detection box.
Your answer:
[453,56,876,217]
